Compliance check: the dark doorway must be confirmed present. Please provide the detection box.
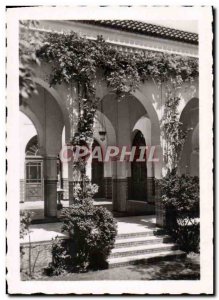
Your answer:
[91,140,104,198]
[130,131,147,201]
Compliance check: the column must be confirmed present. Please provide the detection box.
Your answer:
[44,156,58,217]
[153,145,165,227]
[62,159,69,200]
[68,160,81,205]
[68,160,74,206]
[112,160,129,212]
[146,161,155,204]
[104,161,112,199]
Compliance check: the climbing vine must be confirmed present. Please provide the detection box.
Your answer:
[34,29,198,176]
[160,95,187,174]
[19,21,44,101]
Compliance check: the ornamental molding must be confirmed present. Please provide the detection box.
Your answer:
[30,20,198,58]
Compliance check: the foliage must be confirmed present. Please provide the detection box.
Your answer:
[19,21,43,101]
[20,210,32,267]
[159,170,200,252]
[45,182,117,274]
[20,210,33,276]
[161,96,187,173]
[36,29,198,181]
[36,31,198,95]
[159,170,199,217]
[20,210,32,239]
[44,238,70,276]
[172,221,200,253]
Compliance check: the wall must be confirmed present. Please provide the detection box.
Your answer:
[19,112,37,202]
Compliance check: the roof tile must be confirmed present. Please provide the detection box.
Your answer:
[77,20,198,44]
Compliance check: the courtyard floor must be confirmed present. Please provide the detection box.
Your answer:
[20,215,157,243]
[20,199,112,221]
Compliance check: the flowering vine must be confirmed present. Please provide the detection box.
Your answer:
[32,29,198,178]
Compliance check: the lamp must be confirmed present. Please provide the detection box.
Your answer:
[99,101,106,141]
[99,130,106,141]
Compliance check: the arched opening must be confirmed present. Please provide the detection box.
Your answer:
[91,139,104,199]
[130,130,147,201]
[179,98,199,176]
[190,123,199,176]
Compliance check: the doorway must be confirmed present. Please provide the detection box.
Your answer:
[91,139,104,198]
[130,131,147,201]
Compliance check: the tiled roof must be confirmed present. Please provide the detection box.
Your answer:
[78,20,198,45]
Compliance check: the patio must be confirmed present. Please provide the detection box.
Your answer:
[20,215,157,244]
[20,199,113,222]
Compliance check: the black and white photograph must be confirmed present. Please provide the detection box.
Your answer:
[6,5,213,295]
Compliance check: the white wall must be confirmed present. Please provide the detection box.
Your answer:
[19,112,37,179]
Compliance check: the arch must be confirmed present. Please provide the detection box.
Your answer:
[192,123,199,151]
[21,84,65,156]
[179,97,199,176]
[93,116,107,147]
[179,97,199,130]
[132,115,151,146]
[99,90,162,179]
[131,90,160,146]
[95,110,117,146]
[130,91,162,179]
[20,105,44,155]
[99,92,149,146]
[190,123,199,177]
[34,77,71,139]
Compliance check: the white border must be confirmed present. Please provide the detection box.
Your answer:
[6,6,213,295]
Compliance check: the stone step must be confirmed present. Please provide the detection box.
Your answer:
[110,243,178,258]
[115,235,172,248]
[108,250,186,268]
[117,228,165,239]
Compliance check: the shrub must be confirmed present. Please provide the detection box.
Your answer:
[159,170,199,217]
[172,220,200,253]
[159,170,200,253]
[44,238,70,276]
[20,210,32,239]
[20,211,35,276]
[46,181,117,274]
[20,211,32,261]
[88,206,118,269]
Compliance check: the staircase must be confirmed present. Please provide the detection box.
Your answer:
[108,228,186,268]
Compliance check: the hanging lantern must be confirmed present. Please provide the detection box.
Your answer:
[99,130,106,141]
[99,101,106,141]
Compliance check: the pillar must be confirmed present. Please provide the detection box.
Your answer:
[68,160,82,205]
[62,159,69,200]
[104,161,112,199]
[112,160,129,212]
[68,160,74,205]
[146,160,155,204]
[153,145,165,227]
[69,180,74,205]
[44,156,58,217]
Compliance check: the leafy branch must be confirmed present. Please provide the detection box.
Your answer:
[22,28,198,177]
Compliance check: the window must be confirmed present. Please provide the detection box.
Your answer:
[25,135,40,157]
[26,161,42,183]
